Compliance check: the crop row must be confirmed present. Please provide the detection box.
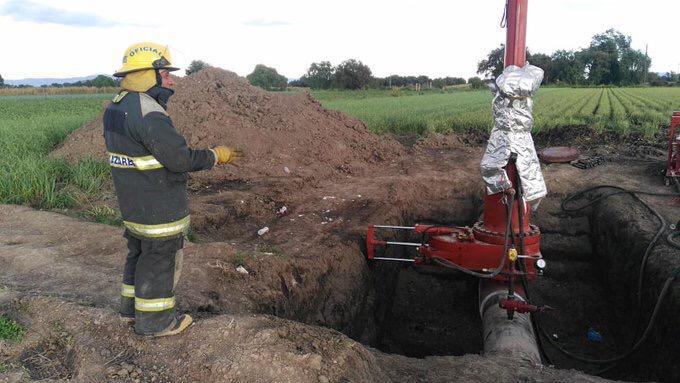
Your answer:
[317,87,680,139]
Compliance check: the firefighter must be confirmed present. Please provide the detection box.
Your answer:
[105,42,239,337]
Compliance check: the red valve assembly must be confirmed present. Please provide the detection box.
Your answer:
[365,158,547,319]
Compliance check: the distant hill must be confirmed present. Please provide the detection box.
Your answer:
[5,75,100,87]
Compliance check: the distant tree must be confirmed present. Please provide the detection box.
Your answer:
[477,45,506,78]
[527,53,552,83]
[305,61,335,89]
[448,77,466,85]
[0,73,4,88]
[468,77,485,89]
[548,50,586,85]
[432,77,466,89]
[620,49,650,85]
[186,60,211,76]
[648,72,665,87]
[578,29,649,85]
[335,59,372,89]
[369,76,384,88]
[91,75,116,88]
[661,72,679,86]
[416,75,430,85]
[382,75,397,87]
[432,78,445,89]
[479,45,540,79]
[382,75,414,87]
[247,64,288,91]
[580,29,625,85]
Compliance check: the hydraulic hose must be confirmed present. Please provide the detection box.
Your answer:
[531,185,680,371]
[561,186,669,319]
[430,195,513,279]
[539,267,680,365]
[512,167,552,365]
[667,231,680,249]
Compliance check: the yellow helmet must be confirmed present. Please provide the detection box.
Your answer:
[114,42,179,77]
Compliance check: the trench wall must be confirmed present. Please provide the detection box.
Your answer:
[589,193,680,382]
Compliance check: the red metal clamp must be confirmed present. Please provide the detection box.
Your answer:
[499,298,548,314]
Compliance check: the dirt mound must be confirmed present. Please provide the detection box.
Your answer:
[52,67,403,181]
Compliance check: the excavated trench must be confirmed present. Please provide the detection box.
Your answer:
[360,211,484,358]
[176,157,679,382]
[342,191,680,382]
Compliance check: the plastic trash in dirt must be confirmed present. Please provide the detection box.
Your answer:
[587,328,603,343]
[276,206,289,217]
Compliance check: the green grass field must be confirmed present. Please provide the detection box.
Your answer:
[314,87,680,137]
[0,94,111,209]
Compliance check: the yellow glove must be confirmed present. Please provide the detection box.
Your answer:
[211,146,242,165]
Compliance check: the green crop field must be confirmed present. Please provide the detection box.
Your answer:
[0,94,112,209]
[314,87,680,138]
[1,87,679,212]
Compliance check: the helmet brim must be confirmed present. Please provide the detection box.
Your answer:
[113,66,179,78]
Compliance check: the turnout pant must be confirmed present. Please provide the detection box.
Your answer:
[120,230,184,335]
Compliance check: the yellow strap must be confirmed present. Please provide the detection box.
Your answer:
[123,216,190,238]
[108,151,164,171]
[112,91,129,103]
[121,284,135,298]
[135,296,175,312]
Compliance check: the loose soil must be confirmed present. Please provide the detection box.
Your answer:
[52,68,404,182]
[2,68,678,382]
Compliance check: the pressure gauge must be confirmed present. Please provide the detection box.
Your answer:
[535,258,547,271]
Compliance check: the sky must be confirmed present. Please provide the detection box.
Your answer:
[1,0,679,80]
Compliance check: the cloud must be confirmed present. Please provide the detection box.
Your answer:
[0,0,140,27]
[242,18,291,27]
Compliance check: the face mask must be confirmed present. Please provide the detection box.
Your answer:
[150,86,174,110]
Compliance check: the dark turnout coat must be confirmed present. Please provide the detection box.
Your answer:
[103,86,215,239]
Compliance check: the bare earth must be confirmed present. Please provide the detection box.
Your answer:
[3,68,676,382]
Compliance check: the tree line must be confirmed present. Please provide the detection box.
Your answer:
[185,58,476,91]
[478,29,677,87]
[3,28,676,91]
[288,59,476,90]
[0,74,117,89]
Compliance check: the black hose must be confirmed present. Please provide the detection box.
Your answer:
[538,267,680,366]
[592,233,680,375]
[512,165,553,365]
[561,185,667,324]
[667,231,680,249]
[532,185,680,371]
[561,185,678,212]
[431,197,513,279]
[519,265,552,365]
